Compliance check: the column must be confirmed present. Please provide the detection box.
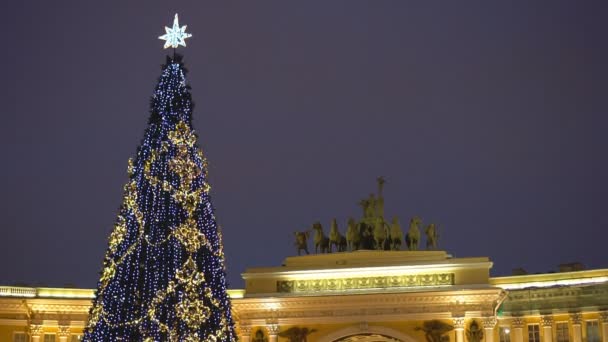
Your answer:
[541,316,553,342]
[570,313,582,342]
[453,317,465,342]
[483,316,497,342]
[511,318,525,342]
[600,311,608,342]
[29,324,43,342]
[239,323,252,342]
[267,323,280,342]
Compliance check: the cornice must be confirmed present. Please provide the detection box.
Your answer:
[243,261,493,280]
[233,288,505,323]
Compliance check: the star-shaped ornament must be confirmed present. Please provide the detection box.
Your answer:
[159,14,192,49]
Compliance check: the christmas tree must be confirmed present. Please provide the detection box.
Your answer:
[83,15,236,342]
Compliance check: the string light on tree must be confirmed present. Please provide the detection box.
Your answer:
[159,13,193,49]
[83,14,235,342]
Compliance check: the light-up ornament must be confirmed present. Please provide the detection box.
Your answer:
[159,14,192,49]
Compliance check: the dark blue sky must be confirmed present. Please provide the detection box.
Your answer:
[0,2,607,289]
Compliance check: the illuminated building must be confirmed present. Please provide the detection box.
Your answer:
[1,250,607,342]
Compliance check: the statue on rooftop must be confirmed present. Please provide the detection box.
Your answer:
[425,223,439,250]
[373,216,388,250]
[294,230,310,255]
[406,216,422,251]
[376,177,386,218]
[389,217,403,250]
[329,218,347,252]
[358,199,370,219]
[366,193,377,219]
[345,217,360,251]
[312,222,329,254]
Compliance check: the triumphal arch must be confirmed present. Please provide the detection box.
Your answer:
[232,250,503,342]
[231,249,608,342]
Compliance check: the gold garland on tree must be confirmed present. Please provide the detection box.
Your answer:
[86,121,232,341]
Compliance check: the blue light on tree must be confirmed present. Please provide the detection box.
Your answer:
[82,53,236,341]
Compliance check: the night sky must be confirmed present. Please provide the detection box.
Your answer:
[1,2,607,289]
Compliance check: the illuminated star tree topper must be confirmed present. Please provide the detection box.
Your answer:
[159,13,193,49]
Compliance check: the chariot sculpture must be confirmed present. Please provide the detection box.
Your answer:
[291,177,442,254]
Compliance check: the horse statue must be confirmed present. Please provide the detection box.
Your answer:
[373,217,388,250]
[312,222,330,254]
[389,217,403,250]
[357,221,375,250]
[328,218,347,252]
[425,223,439,250]
[405,216,421,251]
[294,230,310,255]
[345,217,360,251]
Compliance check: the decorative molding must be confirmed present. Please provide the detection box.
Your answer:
[317,325,419,342]
[58,325,71,337]
[266,324,280,336]
[29,324,43,337]
[569,313,582,325]
[359,321,370,332]
[600,311,608,323]
[453,317,466,330]
[233,289,504,318]
[277,273,454,293]
[240,324,252,336]
[482,316,497,329]
[540,316,554,327]
[511,317,525,329]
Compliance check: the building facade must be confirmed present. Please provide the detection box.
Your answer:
[1,250,607,342]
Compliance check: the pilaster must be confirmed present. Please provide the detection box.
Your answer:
[266,320,279,342]
[239,322,252,342]
[29,324,43,342]
[599,311,608,342]
[511,318,525,342]
[454,317,465,342]
[483,316,497,342]
[541,315,554,342]
[570,313,582,342]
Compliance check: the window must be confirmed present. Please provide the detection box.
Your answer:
[13,333,27,342]
[587,321,600,342]
[500,327,511,342]
[556,322,569,342]
[44,334,56,342]
[528,324,540,342]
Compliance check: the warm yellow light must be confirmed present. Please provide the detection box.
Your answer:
[264,300,281,311]
[0,286,36,298]
[496,277,608,290]
[227,289,245,299]
[37,287,96,299]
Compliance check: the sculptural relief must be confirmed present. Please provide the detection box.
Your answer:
[416,320,453,342]
[278,327,317,342]
[466,320,483,342]
[252,329,268,342]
